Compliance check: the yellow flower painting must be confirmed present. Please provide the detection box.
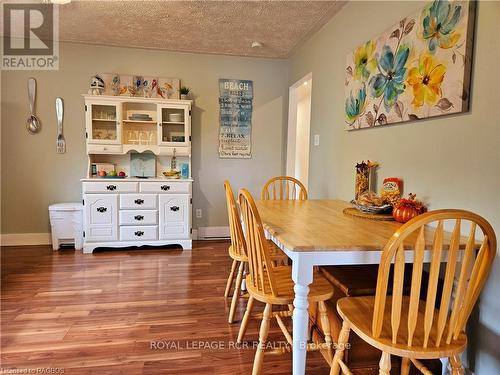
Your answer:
[407,53,447,107]
[345,0,475,130]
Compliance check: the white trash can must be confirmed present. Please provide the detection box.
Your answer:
[49,203,83,251]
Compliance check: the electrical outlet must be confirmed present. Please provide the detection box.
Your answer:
[195,209,202,218]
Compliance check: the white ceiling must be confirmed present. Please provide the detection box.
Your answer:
[57,1,344,58]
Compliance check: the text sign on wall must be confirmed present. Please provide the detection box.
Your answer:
[218,79,253,159]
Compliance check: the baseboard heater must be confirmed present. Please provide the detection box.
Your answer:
[196,226,230,240]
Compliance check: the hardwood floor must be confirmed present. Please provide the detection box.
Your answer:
[1,241,329,374]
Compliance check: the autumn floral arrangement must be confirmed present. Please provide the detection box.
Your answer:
[392,193,427,223]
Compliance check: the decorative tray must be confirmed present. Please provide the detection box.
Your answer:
[343,207,395,221]
[350,200,392,214]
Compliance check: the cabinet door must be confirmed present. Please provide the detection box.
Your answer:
[84,194,118,242]
[86,102,122,145]
[159,194,190,239]
[158,104,190,146]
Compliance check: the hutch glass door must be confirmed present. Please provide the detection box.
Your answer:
[87,103,121,144]
[158,105,189,146]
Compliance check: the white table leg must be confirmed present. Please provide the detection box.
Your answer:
[291,253,314,375]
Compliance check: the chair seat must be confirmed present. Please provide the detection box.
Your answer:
[337,296,467,359]
[246,266,334,305]
[229,240,287,263]
[228,244,247,262]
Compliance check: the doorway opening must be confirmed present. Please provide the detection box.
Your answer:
[286,73,312,191]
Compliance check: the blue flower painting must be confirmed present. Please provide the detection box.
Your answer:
[345,0,475,130]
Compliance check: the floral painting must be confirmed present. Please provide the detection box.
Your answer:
[345,0,475,130]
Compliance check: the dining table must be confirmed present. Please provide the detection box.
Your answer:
[255,199,462,375]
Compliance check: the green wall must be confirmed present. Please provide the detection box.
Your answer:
[289,1,500,373]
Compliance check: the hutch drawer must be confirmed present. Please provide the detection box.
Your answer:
[120,194,157,209]
[119,210,158,225]
[140,181,190,194]
[120,225,158,241]
[87,144,123,154]
[83,181,138,193]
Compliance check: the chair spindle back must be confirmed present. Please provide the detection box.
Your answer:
[261,176,308,201]
[372,210,496,349]
[223,181,246,258]
[239,188,278,296]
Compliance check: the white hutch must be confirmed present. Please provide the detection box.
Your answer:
[81,95,193,253]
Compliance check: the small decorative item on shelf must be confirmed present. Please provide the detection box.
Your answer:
[380,177,402,206]
[142,78,152,98]
[151,79,159,97]
[354,160,378,199]
[111,74,120,96]
[92,163,115,176]
[170,148,177,170]
[180,86,191,100]
[130,152,156,178]
[133,76,143,97]
[88,74,105,95]
[180,163,189,178]
[163,170,181,179]
[392,193,426,223]
[159,79,176,98]
[168,113,183,122]
[127,84,137,97]
[96,170,127,179]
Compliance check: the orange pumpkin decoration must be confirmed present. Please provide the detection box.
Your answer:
[392,193,426,223]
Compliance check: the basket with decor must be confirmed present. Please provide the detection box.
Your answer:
[350,191,392,214]
[346,169,404,220]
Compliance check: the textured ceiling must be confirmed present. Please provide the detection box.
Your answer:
[57,1,344,58]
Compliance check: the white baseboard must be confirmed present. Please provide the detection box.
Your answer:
[0,227,229,246]
[0,233,51,246]
[196,226,230,240]
[192,229,198,240]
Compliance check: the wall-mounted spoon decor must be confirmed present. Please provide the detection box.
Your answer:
[26,78,41,134]
[56,97,66,153]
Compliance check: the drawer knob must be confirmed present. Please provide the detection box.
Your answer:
[134,199,144,205]
[170,206,180,212]
[134,230,144,237]
[161,185,171,191]
[134,215,144,221]
[106,185,116,191]
[96,207,107,213]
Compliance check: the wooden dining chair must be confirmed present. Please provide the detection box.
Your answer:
[223,181,288,324]
[239,188,335,375]
[224,180,249,324]
[261,176,308,201]
[329,210,497,375]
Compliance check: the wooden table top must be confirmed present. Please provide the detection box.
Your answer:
[255,200,463,252]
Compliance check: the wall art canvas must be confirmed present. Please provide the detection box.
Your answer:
[345,0,475,130]
[99,73,180,99]
[218,79,253,159]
